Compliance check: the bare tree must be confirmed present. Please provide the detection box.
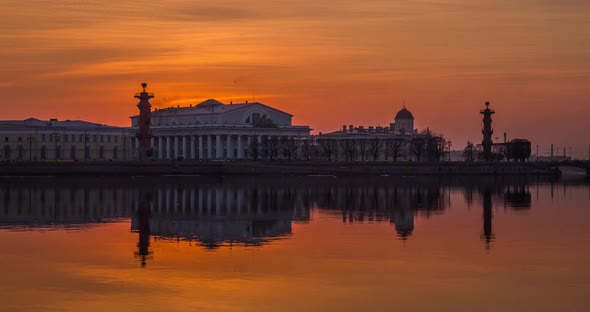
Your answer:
[368,138,383,161]
[426,135,447,161]
[410,137,426,162]
[340,139,357,161]
[357,139,369,161]
[463,140,476,162]
[301,138,312,160]
[247,138,260,160]
[280,137,299,161]
[385,138,406,162]
[262,136,280,160]
[318,138,338,161]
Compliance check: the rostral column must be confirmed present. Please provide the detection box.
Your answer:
[480,101,495,160]
[135,83,154,159]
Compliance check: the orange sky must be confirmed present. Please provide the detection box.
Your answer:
[1,0,589,157]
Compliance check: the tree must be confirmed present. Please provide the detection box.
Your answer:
[318,138,338,161]
[280,137,299,161]
[247,138,260,160]
[340,139,357,161]
[357,139,369,161]
[368,138,383,161]
[385,138,406,162]
[301,138,313,160]
[463,140,477,162]
[426,135,447,162]
[262,136,280,160]
[410,137,426,161]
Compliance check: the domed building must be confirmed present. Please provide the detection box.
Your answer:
[393,106,415,135]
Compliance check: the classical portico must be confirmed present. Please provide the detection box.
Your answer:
[131,99,310,160]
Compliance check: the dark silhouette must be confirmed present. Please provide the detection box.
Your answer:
[480,102,495,161]
[134,83,154,160]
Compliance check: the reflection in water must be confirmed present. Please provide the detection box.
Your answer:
[135,192,152,268]
[482,190,494,249]
[0,176,579,265]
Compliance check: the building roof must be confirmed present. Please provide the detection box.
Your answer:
[395,107,414,120]
[139,99,293,118]
[0,118,124,130]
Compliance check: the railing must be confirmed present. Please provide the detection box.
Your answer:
[135,93,155,97]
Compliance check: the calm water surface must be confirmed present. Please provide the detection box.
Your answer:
[0,176,589,312]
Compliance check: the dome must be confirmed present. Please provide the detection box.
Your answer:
[395,107,414,120]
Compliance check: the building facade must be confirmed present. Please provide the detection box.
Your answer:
[130,99,311,160]
[317,107,419,161]
[0,118,130,161]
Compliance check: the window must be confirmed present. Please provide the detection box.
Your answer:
[99,146,104,159]
[70,146,76,160]
[41,146,47,160]
[42,134,46,142]
[55,145,61,160]
[113,146,118,160]
[72,134,75,142]
[94,135,97,142]
[84,146,90,160]
[107,136,111,143]
[64,135,68,143]
[18,137,22,142]
[79,135,83,143]
[4,137,7,142]
[115,136,118,143]
[17,146,23,160]
[100,135,104,143]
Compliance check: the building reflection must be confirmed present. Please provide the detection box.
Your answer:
[0,176,553,264]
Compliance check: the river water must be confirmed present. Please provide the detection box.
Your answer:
[0,176,588,312]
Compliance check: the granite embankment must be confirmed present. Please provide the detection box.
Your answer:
[0,161,560,176]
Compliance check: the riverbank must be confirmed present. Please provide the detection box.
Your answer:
[0,160,561,177]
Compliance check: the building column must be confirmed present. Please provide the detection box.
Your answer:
[207,135,212,159]
[173,136,179,159]
[198,136,204,159]
[246,136,251,159]
[134,138,139,159]
[226,135,233,159]
[190,136,195,160]
[166,136,171,160]
[215,135,222,159]
[182,136,187,159]
[237,135,243,159]
[158,136,163,160]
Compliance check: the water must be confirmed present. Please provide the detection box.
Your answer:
[0,176,589,312]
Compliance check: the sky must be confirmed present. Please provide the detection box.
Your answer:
[1,0,589,157]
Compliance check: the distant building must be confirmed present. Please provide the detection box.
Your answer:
[0,118,129,161]
[130,99,311,160]
[317,106,436,161]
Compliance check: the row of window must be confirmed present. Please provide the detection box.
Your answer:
[4,135,125,144]
[2,145,120,161]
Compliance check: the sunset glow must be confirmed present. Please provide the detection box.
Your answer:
[2,0,589,155]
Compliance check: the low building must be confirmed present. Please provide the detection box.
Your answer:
[0,118,129,161]
[316,107,420,161]
[131,99,311,160]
